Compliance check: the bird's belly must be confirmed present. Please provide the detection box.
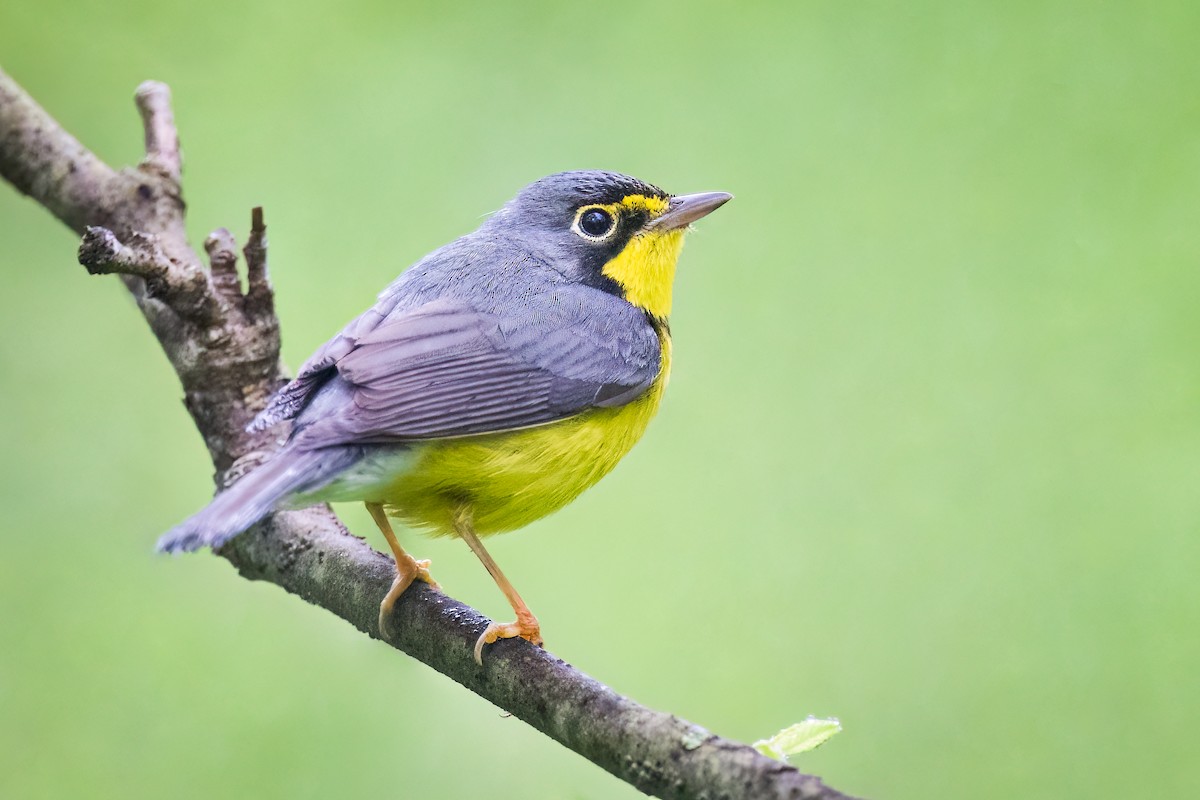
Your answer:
[382,370,668,536]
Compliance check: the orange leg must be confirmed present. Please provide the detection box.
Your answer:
[454,508,542,665]
[368,502,439,638]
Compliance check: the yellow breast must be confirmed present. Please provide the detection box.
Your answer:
[383,333,672,536]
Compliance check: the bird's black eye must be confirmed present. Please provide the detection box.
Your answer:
[576,207,616,239]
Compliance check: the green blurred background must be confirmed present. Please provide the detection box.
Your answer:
[2,2,1197,798]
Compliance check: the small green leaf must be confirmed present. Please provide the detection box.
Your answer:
[752,716,842,761]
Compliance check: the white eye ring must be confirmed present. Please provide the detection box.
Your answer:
[572,205,617,241]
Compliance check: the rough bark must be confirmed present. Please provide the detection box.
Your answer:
[0,65,861,800]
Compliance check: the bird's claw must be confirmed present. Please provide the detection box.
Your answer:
[378,556,440,638]
[473,612,542,665]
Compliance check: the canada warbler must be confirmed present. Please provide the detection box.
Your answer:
[158,171,731,662]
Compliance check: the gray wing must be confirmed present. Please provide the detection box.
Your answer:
[257,290,662,446]
[249,284,410,432]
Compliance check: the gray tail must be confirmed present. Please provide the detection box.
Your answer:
[156,445,360,553]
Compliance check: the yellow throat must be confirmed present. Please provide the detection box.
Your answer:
[600,194,686,319]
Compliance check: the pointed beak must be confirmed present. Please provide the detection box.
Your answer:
[647,191,733,231]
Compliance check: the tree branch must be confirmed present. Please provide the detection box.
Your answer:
[0,64,860,800]
[135,80,181,182]
[0,67,117,234]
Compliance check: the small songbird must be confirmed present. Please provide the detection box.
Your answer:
[157,171,731,663]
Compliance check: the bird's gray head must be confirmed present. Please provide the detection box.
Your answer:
[483,170,731,317]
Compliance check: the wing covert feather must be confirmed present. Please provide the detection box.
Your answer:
[290,293,661,445]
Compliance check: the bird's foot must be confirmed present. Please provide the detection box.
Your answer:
[474,609,542,665]
[378,556,440,638]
